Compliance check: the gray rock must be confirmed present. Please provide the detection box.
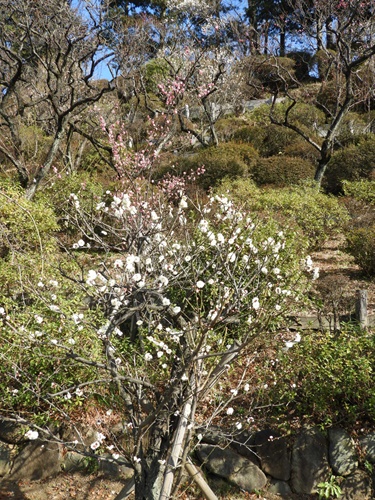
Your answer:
[231,430,259,464]
[341,470,372,500]
[291,427,331,494]
[0,443,12,476]
[252,429,290,481]
[9,440,63,481]
[98,454,133,479]
[0,420,28,444]
[268,478,293,496]
[196,444,267,493]
[328,427,358,476]
[63,451,90,473]
[359,433,375,463]
[60,424,99,451]
[199,426,231,447]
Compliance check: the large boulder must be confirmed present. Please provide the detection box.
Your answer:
[9,440,63,481]
[196,444,267,493]
[340,470,372,500]
[251,429,291,481]
[359,433,375,463]
[328,427,358,476]
[0,420,29,445]
[0,443,12,476]
[291,427,331,494]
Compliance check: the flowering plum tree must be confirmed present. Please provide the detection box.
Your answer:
[0,161,318,499]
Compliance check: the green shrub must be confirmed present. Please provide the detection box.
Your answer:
[264,327,375,426]
[141,58,170,93]
[0,287,107,418]
[233,124,302,157]
[286,51,312,81]
[345,225,375,276]
[249,55,296,92]
[335,112,368,146]
[313,49,337,81]
[324,135,375,194]
[215,116,251,142]
[232,125,268,150]
[159,142,259,190]
[38,171,105,211]
[216,179,349,249]
[343,180,375,204]
[284,140,320,163]
[286,103,326,131]
[252,155,316,187]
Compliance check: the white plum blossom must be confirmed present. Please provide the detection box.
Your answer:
[179,197,188,209]
[158,275,169,286]
[145,353,153,361]
[226,407,234,415]
[284,332,302,350]
[252,297,260,310]
[25,430,39,440]
[196,280,205,289]
[90,441,100,450]
[86,270,97,285]
[96,432,106,443]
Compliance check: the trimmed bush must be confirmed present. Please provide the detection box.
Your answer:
[216,179,349,249]
[284,140,320,163]
[247,55,296,92]
[262,327,375,426]
[313,49,337,81]
[252,155,316,187]
[324,135,375,194]
[233,124,302,157]
[343,180,375,205]
[345,224,375,276]
[158,142,259,190]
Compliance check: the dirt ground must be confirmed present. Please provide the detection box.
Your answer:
[0,473,128,500]
[311,235,375,318]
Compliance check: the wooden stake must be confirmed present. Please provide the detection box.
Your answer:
[356,289,368,329]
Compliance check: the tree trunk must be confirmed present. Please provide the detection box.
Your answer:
[159,396,193,499]
[25,127,65,200]
[314,156,330,186]
[325,17,335,50]
[134,453,166,500]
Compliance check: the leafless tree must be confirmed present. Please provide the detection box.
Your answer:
[0,0,114,198]
[265,0,375,186]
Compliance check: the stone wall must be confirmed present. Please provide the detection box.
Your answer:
[196,426,375,498]
[1,420,375,498]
